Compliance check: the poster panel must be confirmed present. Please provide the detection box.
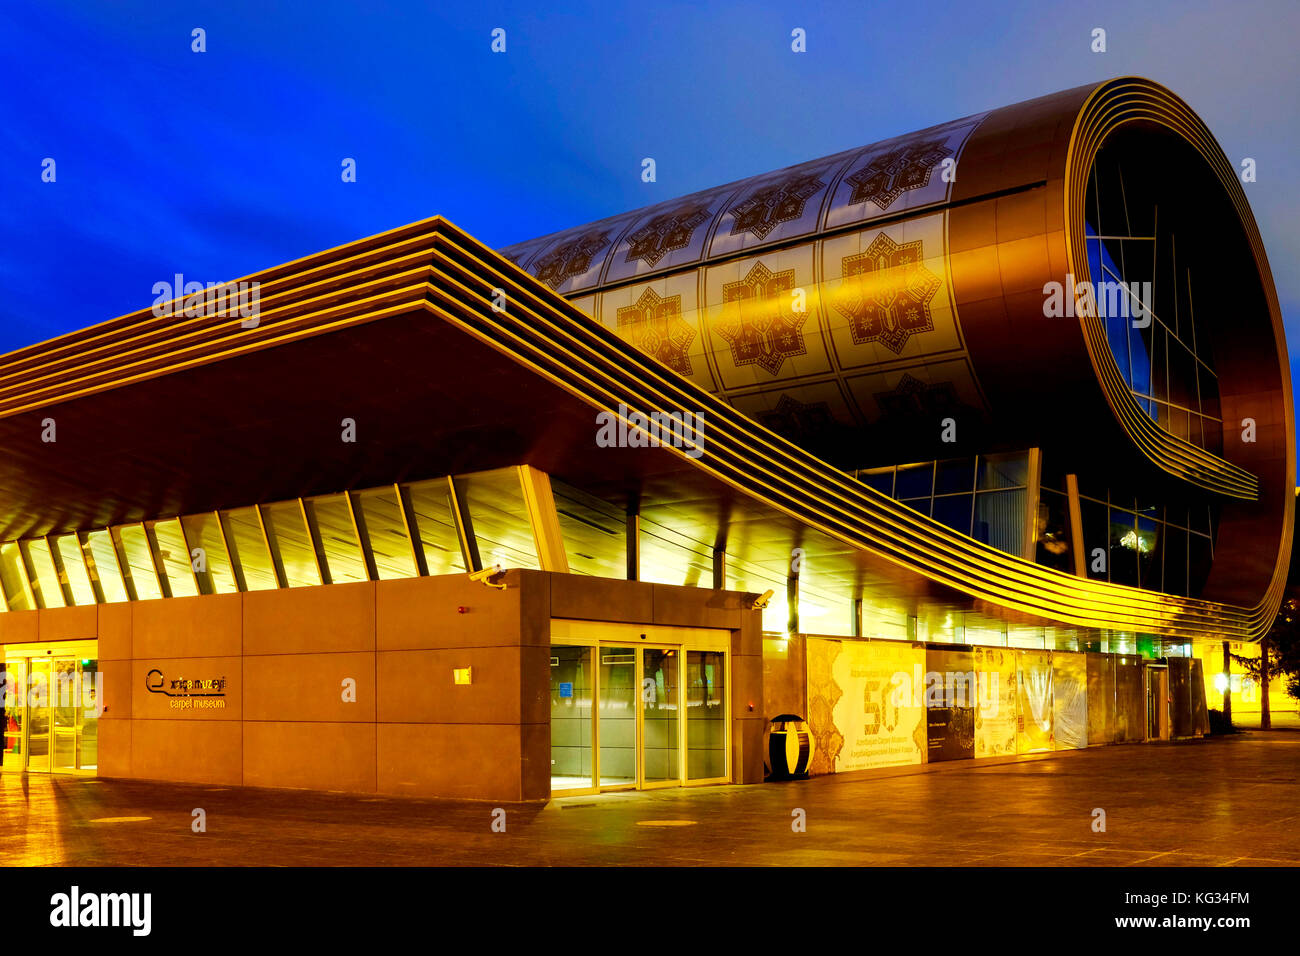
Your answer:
[1086,653,1115,745]
[1168,657,1193,737]
[1188,658,1210,736]
[806,638,926,773]
[1114,656,1145,742]
[1052,651,1087,749]
[926,646,975,762]
[973,645,1018,757]
[1016,649,1054,753]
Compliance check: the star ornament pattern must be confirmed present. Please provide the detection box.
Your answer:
[624,203,711,268]
[531,229,611,289]
[728,172,825,241]
[844,137,954,211]
[836,234,941,354]
[716,261,806,376]
[615,287,695,376]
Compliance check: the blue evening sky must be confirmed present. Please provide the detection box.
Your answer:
[2,0,1297,404]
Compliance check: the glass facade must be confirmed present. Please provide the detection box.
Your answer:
[1085,153,1222,453]
[856,452,1029,557]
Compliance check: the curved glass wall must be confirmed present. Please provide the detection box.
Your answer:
[1085,151,1222,453]
[856,452,1029,558]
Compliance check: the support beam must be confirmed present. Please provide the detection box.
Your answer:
[786,570,799,636]
[625,509,640,582]
[1065,473,1087,577]
[301,498,332,586]
[346,492,380,582]
[394,483,429,577]
[173,517,205,596]
[215,511,246,593]
[1023,446,1042,561]
[712,547,726,590]
[517,466,569,573]
[255,504,287,589]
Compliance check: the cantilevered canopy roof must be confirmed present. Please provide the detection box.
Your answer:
[0,217,1277,641]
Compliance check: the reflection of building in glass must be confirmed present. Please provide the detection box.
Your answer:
[0,78,1291,799]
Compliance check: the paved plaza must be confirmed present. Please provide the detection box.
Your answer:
[3,732,1298,867]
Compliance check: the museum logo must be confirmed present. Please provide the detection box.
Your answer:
[1042,273,1152,328]
[595,403,705,460]
[151,272,261,327]
[145,668,227,710]
[50,886,151,936]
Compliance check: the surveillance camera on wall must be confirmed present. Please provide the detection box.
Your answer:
[469,564,507,589]
[752,589,774,610]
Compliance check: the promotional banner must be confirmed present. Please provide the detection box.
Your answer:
[1114,657,1145,742]
[1052,651,1087,749]
[973,645,1018,758]
[926,646,975,762]
[806,638,925,773]
[1086,653,1115,745]
[1016,649,1054,753]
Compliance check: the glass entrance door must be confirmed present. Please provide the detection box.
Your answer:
[2,659,27,772]
[549,626,730,795]
[26,660,51,772]
[598,647,638,788]
[0,651,98,775]
[640,649,680,787]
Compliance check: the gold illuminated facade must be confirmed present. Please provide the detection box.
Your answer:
[0,78,1291,795]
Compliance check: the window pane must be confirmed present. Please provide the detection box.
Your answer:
[114,525,161,600]
[83,530,129,603]
[550,645,593,791]
[1135,516,1161,592]
[355,488,417,580]
[52,535,96,606]
[302,494,369,584]
[976,453,1027,490]
[1163,526,1188,596]
[221,507,279,591]
[1035,489,1073,572]
[687,650,727,780]
[1189,534,1213,597]
[638,515,711,587]
[895,463,933,499]
[1080,499,1108,582]
[553,480,624,580]
[973,490,1025,555]
[932,494,973,536]
[935,458,974,495]
[858,468,894,496]
[456,469,539,572]
[150,518,198,597]
[180,514,239,594]
[261,501,321,588]
[404,480,465,578]
[18,540,64,608]
[0,542,34,610]
[1107,510,1139,588]
[900,497,932,517]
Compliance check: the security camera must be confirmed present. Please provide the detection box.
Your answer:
[469,564,507,589]
[752,589,774,610]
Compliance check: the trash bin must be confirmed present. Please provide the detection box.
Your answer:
[766,714,814,780]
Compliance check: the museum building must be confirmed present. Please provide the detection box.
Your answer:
[0,78,1290,800]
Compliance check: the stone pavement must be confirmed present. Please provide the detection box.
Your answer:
[3,732,1298,866]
